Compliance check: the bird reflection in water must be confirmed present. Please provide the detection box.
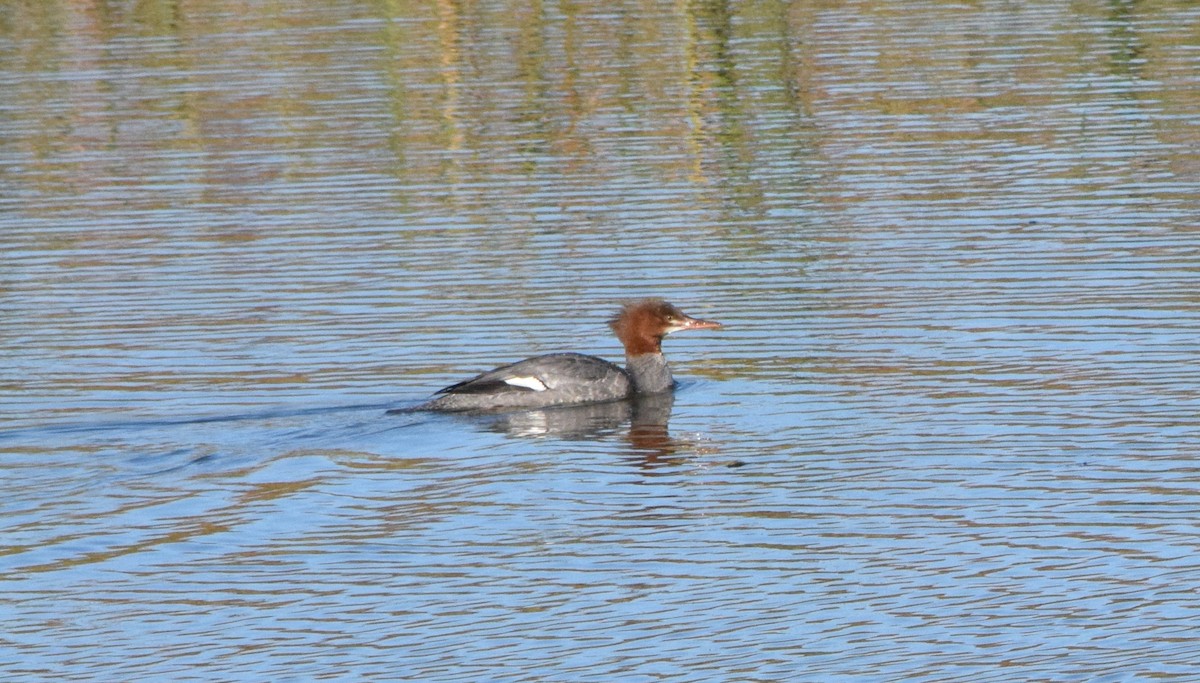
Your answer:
[474,392,691,466]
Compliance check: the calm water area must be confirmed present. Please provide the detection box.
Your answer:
[3,0,1200,680]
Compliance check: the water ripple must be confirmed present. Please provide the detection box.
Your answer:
[4,0,1200,680]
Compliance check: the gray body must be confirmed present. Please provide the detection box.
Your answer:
[417,352,675,412]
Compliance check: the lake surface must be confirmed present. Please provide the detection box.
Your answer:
[3,0,1200,680]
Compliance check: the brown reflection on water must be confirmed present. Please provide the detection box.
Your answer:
[3,0,813,212]
[8,0,1196,229]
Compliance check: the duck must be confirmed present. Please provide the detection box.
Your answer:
[410,298,721,412]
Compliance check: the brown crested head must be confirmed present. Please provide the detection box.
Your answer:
[608,298,722,356]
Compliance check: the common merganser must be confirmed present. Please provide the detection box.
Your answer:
[411,299,722,412]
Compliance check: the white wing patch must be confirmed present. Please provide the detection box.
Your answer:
[503,376,548,392]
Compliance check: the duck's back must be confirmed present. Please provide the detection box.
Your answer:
[418,353,632,412]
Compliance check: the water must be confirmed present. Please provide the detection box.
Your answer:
[3,0,1200,680]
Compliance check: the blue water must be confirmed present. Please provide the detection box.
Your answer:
[4,0,1200,680]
